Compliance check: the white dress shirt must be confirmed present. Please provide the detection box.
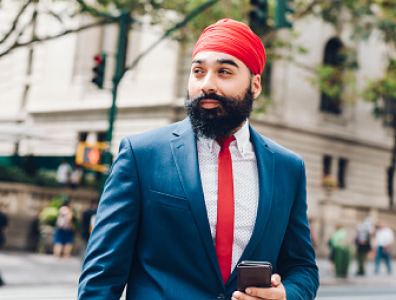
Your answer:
[197,120,259,271]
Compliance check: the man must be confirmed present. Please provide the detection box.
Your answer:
[78,19,319,300]
[80,199,98,257]
[374,223,394,274]
[56,159,72,187]
[355,218,373,276]
[0,204,8,286]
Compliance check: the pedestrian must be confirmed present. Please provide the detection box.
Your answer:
[80,199,98,257]
[374,223,394,274]
[70,163,83,189]
[0,203,8,286]
[78,18,319,300]
[354,217,373,276]
[329,224,351,278]
[56,159,72,187]
[53,199,74,258]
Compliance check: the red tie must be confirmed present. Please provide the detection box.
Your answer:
[216,136,235,284]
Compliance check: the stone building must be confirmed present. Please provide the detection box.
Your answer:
[0,1,395,256]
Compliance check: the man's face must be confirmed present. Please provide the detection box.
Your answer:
[185,51,262,139]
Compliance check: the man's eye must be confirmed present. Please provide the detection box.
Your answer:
[219,69,232,75]
[193,68,203,74]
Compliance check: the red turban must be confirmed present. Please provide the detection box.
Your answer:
[192,19,266,75]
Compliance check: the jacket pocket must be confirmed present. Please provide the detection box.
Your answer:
[149,188,189,210]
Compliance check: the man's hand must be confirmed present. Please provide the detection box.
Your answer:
[232,274,286,300]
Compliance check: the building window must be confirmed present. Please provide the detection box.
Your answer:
[97,131,106,142]
[320,38,344,115]
[338,158,348,188]
[323,155,332,176]
[78,132,88,142]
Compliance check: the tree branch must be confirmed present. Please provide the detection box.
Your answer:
[75,0,118,21]
[0,19,116,58]
[0,0,34,44]
[123,0,219,76]
[294,0,324,20]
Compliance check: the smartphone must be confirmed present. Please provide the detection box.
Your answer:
[237,261,272,292]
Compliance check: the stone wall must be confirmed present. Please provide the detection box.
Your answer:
[0,182,98,252]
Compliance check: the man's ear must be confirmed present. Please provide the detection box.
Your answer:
[251,74,262,99]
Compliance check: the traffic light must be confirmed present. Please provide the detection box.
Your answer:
[275,0,294,29]
[92,54,106,89]
[249,0,268,33]
[75,142,107,173]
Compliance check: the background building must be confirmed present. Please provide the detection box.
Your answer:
[0,1,395,256]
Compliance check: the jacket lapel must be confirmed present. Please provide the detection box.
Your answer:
[226,126,275,286]
[170,119,224,286]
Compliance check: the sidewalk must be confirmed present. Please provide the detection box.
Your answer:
[0,251,395,288]
[317,256,396,286]
[0,251,82,286]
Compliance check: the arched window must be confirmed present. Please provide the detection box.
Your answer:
[320,38,344,114]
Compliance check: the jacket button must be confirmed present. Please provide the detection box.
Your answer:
[217,293,225,300]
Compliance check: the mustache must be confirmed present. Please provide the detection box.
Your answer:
[188,93,234,105]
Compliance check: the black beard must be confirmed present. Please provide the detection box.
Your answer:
[184,87,253,139]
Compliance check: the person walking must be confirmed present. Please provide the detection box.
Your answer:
[53,199,74,258]
[56,159,72,187]
[0,204,8,286]
[78,19,319,300]
[80,200,98,257]
[355,218,373,276]
[374,223,394,274]
[329,224,351,278]
[70,163,83,189]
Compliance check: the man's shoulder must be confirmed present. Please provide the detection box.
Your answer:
[120,119,191,147]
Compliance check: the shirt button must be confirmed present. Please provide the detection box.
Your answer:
[217,293,225,300]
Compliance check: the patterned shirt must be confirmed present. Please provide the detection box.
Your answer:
[197,120,259,271]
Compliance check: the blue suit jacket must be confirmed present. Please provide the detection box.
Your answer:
[78,118,319,300]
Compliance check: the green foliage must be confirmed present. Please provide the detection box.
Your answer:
[298,0,396,115]
[34,170,60,187]
[315,66,343,100]
[309,43,358,105]
[39,207,59,227]
[153,0,251,42]
[0,164,90,189]
[39,194,81,231]
[310,65,357,104]
[361,60,396,115]
[0,165,59,187]
[0,165,35,184]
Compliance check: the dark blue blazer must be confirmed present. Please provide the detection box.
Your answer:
[78,118,319,300]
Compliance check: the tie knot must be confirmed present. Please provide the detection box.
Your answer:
[216,136,235,149]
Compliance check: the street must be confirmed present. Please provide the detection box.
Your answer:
[0,251,395,300]
[317,285,396,300]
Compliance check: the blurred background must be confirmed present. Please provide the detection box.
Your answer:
[0,0,395,298]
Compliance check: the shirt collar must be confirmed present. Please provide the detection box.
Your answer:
[197,119,251,156]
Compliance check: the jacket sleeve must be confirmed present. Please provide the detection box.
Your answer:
[277,160,319,300]
[78,137,141,300]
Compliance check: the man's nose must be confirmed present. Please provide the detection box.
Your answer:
[200,72,217,94]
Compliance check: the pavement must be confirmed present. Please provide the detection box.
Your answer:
[0,250,395,299]
[0,251,82,300]
[316,256,396,286]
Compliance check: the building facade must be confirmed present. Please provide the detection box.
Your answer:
[0,1,395,256]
